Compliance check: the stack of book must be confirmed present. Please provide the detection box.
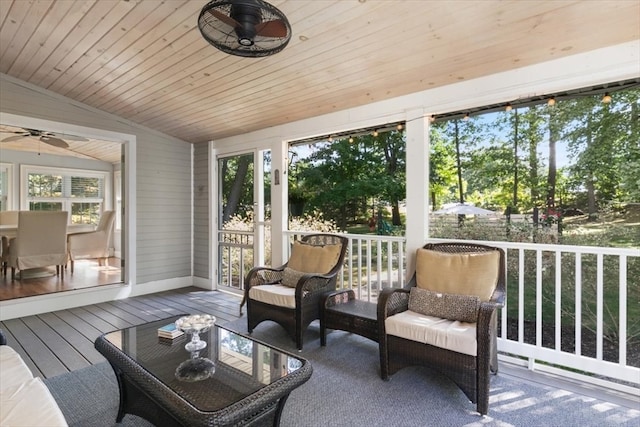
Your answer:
[157,323,184,341]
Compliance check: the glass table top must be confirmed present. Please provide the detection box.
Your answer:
[100,315,307,412]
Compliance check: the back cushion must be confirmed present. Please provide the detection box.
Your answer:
[415,248,500,301]
[281,267,306,288]
[287,240,342,273]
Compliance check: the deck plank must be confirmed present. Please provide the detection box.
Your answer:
[68,306,123,333]
[105,299,164,323]
[50,309,104,343]
[20,315,92,372]
[2,318,69,378]
[94,301,150,325]
[37,312,105,365]
[0,322,43,378]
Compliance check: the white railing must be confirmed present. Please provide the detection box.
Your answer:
[286,231,406,302]
[217,230,253,292]
[218,229,639,393]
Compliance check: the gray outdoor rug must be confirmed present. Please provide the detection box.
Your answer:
[45,318,640,427]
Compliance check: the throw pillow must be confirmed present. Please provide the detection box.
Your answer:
[408,287,480,323]
[287,240,342,273]
[281,267,306,288]
[415,248,500,301]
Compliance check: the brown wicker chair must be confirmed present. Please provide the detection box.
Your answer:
[242,233,348,350]
[378,242,505,415]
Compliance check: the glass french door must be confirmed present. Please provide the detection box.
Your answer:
[216,150,270,293]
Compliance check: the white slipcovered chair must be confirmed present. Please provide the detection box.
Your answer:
[1,210,19,275]
[7,211,69,281]
[67,210,116,273]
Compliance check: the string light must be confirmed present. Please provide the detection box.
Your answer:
[547,97,556,106]
[602,92,612,104]
[429,115,436,123]
[396,124,403,130]
[505,103,513,112]
[348,136,354,143]
[463,113,470,121]
[372,130,379,137]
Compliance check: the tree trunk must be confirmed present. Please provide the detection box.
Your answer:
[547,111,558,209]
[223,156,251,223]
[513,109,519,208]
[455,120,464,204]
[391,202,401,226]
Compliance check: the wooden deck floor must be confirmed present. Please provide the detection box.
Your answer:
[0,287,242,379]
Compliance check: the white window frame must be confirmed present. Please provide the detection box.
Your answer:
[0,162,14,211]
[20,165,111,224]
[114,170,122,231]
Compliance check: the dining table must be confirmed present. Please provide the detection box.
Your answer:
[0,223,95,279]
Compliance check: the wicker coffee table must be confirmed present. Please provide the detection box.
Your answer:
[95,316,311,427]
[320,289,379,345]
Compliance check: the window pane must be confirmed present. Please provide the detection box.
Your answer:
[71,202,101,225]
[29,202,63,211]
[28,173,62,197]
[71,176,102,198]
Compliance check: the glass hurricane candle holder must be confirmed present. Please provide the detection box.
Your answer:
[175,314,216,352]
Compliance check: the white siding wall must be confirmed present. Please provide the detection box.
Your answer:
[193,141,210,280]
[0,73,192,287]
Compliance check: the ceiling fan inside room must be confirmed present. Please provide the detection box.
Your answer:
[198,0,292,57]
[0,126,88,148]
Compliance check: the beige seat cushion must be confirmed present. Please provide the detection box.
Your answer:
[415,249,500,301]
[249,284,297,308]
[385,310,477,356]
[287,241,342,273]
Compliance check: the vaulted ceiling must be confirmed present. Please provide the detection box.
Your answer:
[1,0,639,148]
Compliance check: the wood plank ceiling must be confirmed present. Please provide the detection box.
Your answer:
[0,0,639,159]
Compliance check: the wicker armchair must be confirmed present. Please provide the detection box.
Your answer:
[378,242,505,415]
[242,233,348,350]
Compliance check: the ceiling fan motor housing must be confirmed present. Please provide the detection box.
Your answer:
[231,4,261,46]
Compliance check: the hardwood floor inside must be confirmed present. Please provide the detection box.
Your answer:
[0,257,122,301]
[0,287,242,379]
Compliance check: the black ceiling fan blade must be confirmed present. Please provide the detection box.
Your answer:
[255,19,287,38]
[40,136,69,148]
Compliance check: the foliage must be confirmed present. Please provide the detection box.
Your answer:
[292,130,406,229]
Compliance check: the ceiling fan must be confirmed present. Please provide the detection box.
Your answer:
[198,0,292,58]
[0,127,87,148]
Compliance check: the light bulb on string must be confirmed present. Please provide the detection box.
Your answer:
[602,93,612,104]
[505,103,513,112]
[547,97,556,107]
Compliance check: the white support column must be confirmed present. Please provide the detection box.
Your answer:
[270,139,288,267]
[404,109,430,280]
[253,149,265,267]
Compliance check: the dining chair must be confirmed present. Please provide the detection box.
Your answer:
[7,211,69,281]
[67,210,116,273]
